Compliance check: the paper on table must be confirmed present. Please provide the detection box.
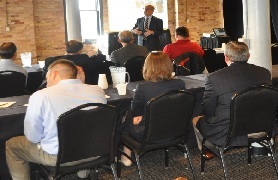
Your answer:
[0,102,16,108]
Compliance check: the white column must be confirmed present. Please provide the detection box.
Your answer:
[244,0,271,71]
[65,0,82,41]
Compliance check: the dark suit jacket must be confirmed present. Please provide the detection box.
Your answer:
[42,54,90,78]
[133,16,163,52]
[198,62,272,146]
[110,44,148,66]
[124,79,186,140]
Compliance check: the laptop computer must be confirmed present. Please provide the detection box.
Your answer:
[212,28,228,37]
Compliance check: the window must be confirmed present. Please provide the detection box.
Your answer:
[79,0,102,42]
[107,0,168,31]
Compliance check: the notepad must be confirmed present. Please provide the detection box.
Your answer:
[0,102,16,108]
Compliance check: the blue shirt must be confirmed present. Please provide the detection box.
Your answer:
[24,79,107,154]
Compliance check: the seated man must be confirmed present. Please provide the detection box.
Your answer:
[192,41,272,158]
[42,40,90,78]
[0,42,28,84]
[110,30,148,66]
[163,26,204,60]
[163,27,205,75]
[6,59,107,179]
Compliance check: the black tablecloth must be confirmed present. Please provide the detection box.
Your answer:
[0,75,206,178]
[200,36,231,49]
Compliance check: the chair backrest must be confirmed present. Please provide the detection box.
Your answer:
[0,71,26,98]
[214,53,227,71]
[84,60,114,85]
[174,52,205,76]
[55,103,118,171]
[124,56,146,82]
[202,48,217,73]
[141,90,196,150]
[227,85,278,145]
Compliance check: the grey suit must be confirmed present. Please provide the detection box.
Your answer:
[110,44,148,67]
[197,62,272,146]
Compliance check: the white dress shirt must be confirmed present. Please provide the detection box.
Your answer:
[24,79,107,154]
[0,59,28,83]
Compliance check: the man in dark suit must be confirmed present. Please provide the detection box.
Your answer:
[132,4,163,52]
[193,41,272,157]
[110,30,148,66]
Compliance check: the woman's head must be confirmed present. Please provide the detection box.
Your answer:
[143,51,173,81]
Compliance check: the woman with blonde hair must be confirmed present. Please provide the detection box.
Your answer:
[120,51,186,166]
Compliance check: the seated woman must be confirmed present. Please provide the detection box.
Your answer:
[120,51,186,166]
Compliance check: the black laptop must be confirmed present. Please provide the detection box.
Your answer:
[212,28,228,37]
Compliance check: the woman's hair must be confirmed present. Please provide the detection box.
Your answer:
[143,51,173,81]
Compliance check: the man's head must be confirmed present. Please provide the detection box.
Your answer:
[224,41,249,63]
[65,40,83,54]
[46,59,78,87]
[118,30,134,44]
[0,42,17,59]
[175,26,190,40]
[144,5,155,17]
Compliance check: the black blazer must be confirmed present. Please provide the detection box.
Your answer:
[131,79,186,117]
[133,16,163,51]
[198,62,272,146]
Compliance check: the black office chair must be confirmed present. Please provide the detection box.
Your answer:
[200,85,278,180]
[124,56,145,82]
[84,60,115,85]
[35,103,119,180]
[214,53,227,71]
[0,71,26,98]
[202,48,217,73]
[117,90,196,180]
[174,52,205,76]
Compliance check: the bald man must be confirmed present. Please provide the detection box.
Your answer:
[6,59,106,179]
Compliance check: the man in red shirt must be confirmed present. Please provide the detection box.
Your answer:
[163,26,204,60]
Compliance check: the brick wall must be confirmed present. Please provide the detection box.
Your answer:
[168,0,223,43]
[0,0,222,64]
[0,0,65,64]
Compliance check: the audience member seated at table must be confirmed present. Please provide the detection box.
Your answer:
[5,59,107,179]
[0,42,28,84]
[42,40,90,78]
[192,41,272,159]
[163,26,204,61]
[110,30,148,66]
[119,51,186,166]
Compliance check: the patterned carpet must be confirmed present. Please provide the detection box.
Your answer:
[57,145,278,180]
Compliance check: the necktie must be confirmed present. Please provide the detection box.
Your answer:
[144,18,149,40]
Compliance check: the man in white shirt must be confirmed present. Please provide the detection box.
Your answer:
[6,59,107,179]
[0,42,28,84]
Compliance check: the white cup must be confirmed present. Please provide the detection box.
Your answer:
[116,83,127,95]
[38,61,45,68]
[221,43,226,51]
[98,74,108,89]
[20,52,32,67]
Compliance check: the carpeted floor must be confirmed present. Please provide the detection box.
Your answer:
[57,145,278,180]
